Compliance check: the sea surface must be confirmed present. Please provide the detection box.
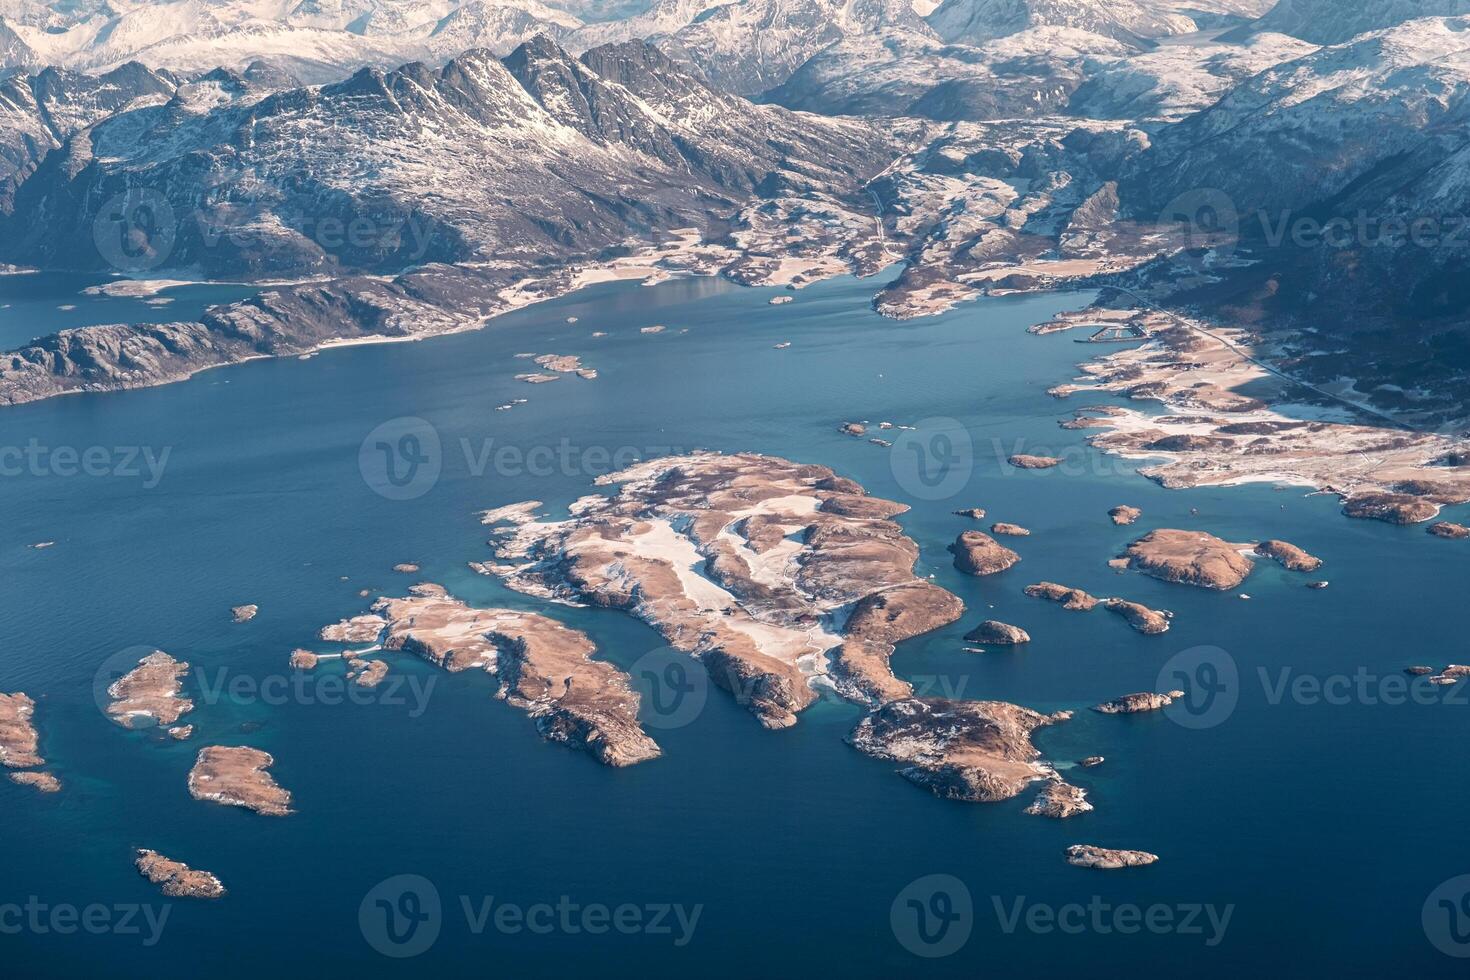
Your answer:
[1,269,1467,977]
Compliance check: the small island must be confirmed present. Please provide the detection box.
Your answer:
[1066,845,1159,869]
[1093,691,1183,715]
[1008,454,1062,470]
[964,621,1031,646]
[1123,529,1253,590]
[135,850,226,899]
[950,531,1021,576]
[105,651,193,729]
[188,746,294,816]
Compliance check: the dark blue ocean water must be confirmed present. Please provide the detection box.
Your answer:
[2,270,1468,976]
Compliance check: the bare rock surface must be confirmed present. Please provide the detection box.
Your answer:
[849,698,1071,803]
[1093,691,1182,715]
[1026,781,1093,819]
[1109,506,1142,526]
[481,452,964,727]
[1124,529,1253,590]
[9,771,61,792]
[1025,582,1099,611]
[135,850,225,899]
[1342,493,1440,525]
[1066,845,1159,869]
[0,692,44,768]
[106,651,192,728]
[358,586,660,766]
[1254,539,1323,572]
[950,531,1021,576]
[1429,522,1470,539]
[230,605,258,623]
[1009,454,1062,469]
[991,522,1031,537]
[1102,599,1172,634]
[188,746,294,816]
[964,621,1031,646]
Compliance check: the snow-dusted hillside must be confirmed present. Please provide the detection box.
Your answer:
[1244,0,1470,44]
[0,36,889,275]
[0,0,590,80]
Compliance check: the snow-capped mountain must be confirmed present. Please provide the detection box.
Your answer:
[0,0,592,80]
[0,36,888,275]
[657,0,936,95]
[926,0,1195,45]
[1243,0,1470,44]
[764,25,1127,118]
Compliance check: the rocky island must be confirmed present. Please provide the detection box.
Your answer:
[1025,582,1098,611]
[326,583,663,767]
[105,651,193,729]
[1123,529,1253,590]
[1254,540,1323,572]
[1093,691,1183,715]
[1025,780,1093,819]
[230,605,258,623]
[964,621,1031,646]
[991,523,1031,537]
[135,850,226,899]
[950,531,1021,576]
[477,452,1076,801]
[1429,522,1470,539]
[1066,845,1159,870]
[188,746,294,816]
[1009,454,1062,470]
[0,692,44,769]
[1109,506,1142,526]
[849,699,1072,804]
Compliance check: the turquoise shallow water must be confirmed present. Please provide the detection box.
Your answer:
[1,269,1468,976]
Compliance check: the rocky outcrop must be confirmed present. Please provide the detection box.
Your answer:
[1123,529,1253,590]
[0,692,44,769]
[289,649,319,670]
[1025,582,1098,611]
[1342,493,1440,525]
[105,651,192,728]
[9,771,60,792]
[1066,845,1159,869]
[364,585,661,766]
[950,531,1021,576]
[320,615,387,644]
[1079,756,1105,768]
[1429,522,1470,539]
[482,453,964,728]
[188,746,294,816]
[1109,505,1142,526]
[1093,691,1183,715]
[1026,780,1093,818]
[991,523,1031,536]
[1254,539,1323,572]
[964,621,1031,646]
[231,605,259,623]
[849,698,1070,803]
[1102,599,1171,634]
[953,508,986,520]
[393,562,421,573]
[1008,454,1061,469]
[135,850,226,899]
